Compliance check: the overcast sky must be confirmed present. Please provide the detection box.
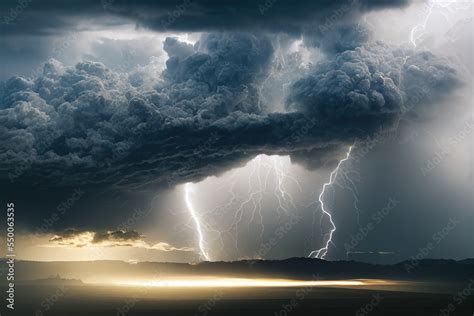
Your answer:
[0,0,472,263]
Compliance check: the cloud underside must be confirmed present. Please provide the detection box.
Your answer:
[1,0,410,35]
[46,229,193,252]
[0,31,459,190]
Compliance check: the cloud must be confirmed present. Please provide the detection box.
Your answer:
[0,0,412,82]
[304,21,373,55]
[0,0,411,35]
[286,41,459,126]
[47,228,194,252]
[0,33,460,195]
[83,37,165,73]
[163,37,195,59]
[92,229,142,244]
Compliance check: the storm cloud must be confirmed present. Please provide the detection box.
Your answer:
[286,42,459,123]
[0,32,460,196]
[0,0,471,265]
[1,0,411,35]
[47,228,193,251]
[83,37,165,73]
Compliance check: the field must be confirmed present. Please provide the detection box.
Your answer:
[7,280,474,316]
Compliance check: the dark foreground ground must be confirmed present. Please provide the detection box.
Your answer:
[4,282,474,316]
[2,259,473,315]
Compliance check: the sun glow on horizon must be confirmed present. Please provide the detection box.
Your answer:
[103,277,393,288]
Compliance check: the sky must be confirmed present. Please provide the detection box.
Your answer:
[0,0,472,264]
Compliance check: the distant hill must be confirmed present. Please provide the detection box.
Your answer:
[1,258,473,284]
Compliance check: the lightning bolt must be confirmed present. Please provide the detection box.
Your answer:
[183,149,358,262]
[225,155,301,257]
[308,146,353,260]
[410,0,464,47]
[271,156,302,215]
[180,38,359,262]
[181,155,302,261]
[184,183,211,261]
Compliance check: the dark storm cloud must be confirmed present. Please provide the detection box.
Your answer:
[304,21,373,55]
[49,228,85,242]
[163,37,195,59]
[1,0,411,35]
[47,228,194,251]
[123,0,411,34]
[92,229,141,243]
[0,32,460,196]
[83,37,165,73]
[0,0,412,80]
[286,41,459,124]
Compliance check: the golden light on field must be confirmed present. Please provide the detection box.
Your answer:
[107,278,393,288]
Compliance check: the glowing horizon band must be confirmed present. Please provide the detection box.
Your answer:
[111,278,376,288]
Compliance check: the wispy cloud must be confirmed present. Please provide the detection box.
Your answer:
[45,229,194,252]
